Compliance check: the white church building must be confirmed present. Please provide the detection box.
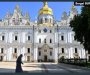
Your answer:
[0,2,86,62]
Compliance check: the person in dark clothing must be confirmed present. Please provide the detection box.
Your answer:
[15,54,23,73]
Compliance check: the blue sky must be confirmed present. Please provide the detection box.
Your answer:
[0,2,81,21]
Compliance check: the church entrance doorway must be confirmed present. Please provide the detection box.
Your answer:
[44,55,47,62]
[38,44,54,62]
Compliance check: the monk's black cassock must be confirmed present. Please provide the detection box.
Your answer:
[15,54,23,73]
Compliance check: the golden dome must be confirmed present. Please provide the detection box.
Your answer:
[39,2,53,15]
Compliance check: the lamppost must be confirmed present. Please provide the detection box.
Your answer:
[32,25,34,62]
[57,24,59,63]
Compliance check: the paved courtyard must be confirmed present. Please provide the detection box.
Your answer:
[0,62,90,75]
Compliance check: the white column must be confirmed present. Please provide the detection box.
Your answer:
[34,47,38,62]
[7,47,12,61]
[22,47,25,61]
[54,48,58,63]
[69,47,73,58]
[82,48,86,58]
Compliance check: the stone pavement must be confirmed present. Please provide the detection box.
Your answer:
[0,62,44,73]
[0,62,90,75]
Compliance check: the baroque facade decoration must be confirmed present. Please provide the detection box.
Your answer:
[0,2,87,62]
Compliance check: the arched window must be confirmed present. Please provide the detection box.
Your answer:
[50,39,52,43]
[28,36,30,40]
[39,51,41,56]
[1,48,4,53]
[44,39,46,43]
[62,48,64,53]
[15,36,18,41]
[75,48,77,53]
[27,48,30,53]
[44,49,47,52]
[39,38,41,43]
[14,48,17,53]
[61,35,64,40]
[2,36,5,41]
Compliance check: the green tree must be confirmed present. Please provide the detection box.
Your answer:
[70,6,90,52]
